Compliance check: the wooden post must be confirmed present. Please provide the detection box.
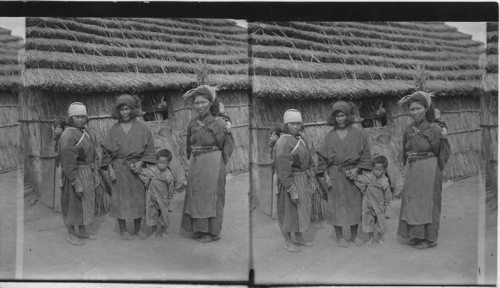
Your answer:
[480,91,498,197]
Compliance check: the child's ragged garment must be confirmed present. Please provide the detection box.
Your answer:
[137,165,175,227]
[354,172,392,234]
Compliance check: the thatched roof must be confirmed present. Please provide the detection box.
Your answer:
[23,17,249,93]
[483,22,498,92]
[250,22,485,99]
[0,27,23,91]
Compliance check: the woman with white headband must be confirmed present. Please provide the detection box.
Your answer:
[273,109,315,253]
[397,91,450,249]
[58,102,98,245]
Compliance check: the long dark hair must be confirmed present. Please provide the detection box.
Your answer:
[111,103,141,121]
[326,111,354,127]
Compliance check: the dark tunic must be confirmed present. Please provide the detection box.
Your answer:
[59,127,97,226]
[398,119,444,242]
[101,119,157,220]
[316,126,372,226]
[180,113,227,236]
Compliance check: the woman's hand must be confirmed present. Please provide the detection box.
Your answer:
[108,166,116,182]
[74,182,84,197]
[131,161,144,173]
[345,167,359,180]
[288,186,299,204]
[325,173,332,188]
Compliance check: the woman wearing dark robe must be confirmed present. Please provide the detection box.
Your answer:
[59,102,98,245]
[273,109,315,253]
[316,101,372,247]
[180,85,231,243]
[397,91,449,249]
[101,94,157,240]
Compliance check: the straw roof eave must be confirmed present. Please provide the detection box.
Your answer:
[252,75,482,100]
[22,68,250,93]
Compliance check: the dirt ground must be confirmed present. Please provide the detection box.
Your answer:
[0,170,20,279]
[21,172,249,282]
[252,175,497,285]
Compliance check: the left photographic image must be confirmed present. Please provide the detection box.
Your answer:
[5,17,250,282]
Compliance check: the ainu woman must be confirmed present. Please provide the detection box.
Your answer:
[59,102,98,245]
[316,101,372,247]
[101,94,157,240]
[273,109,315,253]
[180,85,233,243]
[397,91,450,249]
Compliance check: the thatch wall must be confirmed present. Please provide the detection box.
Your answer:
[0,26,23,174]
[0,92,19,173]
[20,88,249,196]
[250,95,482,214]
[249,21,484,213]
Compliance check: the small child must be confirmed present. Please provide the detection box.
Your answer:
[218,102,232,131]
[269,124,283,157]
[354,155,392,246]
[135,149,175,239]
[434,108,448,137]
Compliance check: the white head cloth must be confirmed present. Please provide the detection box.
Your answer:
[68,102,87,117]
[283,109,303,124]
[397,91,434,108]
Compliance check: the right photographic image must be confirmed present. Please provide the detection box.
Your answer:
[249,21,497,285]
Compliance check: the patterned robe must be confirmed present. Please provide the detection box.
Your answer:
[354,172,391,234]
[138,166,174,227]
[101,119,157,219]
[316,126,372,226]
[273,133,315,233]
[180,113,227,236]
[59,127,98,226]
[398,119,444,242]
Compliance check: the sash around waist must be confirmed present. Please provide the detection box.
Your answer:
[406,152,436,162]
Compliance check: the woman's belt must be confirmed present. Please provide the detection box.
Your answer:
[191,145,220,156]
[407,152,436,162]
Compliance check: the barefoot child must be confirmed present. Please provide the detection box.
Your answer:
[353,155,392,245]
[135,149,174,239]
[434,108,448,136]
[218,102,232,131]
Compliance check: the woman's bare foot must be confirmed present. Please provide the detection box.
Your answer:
[408,238,421,246]
[67,235,86,245]
[121,231,132,240]
[148,231,157,239]
[366,237,374,246]
[197,235,213,243]
[284,241,302,252]
[337,237,348,247]
[161,232,168,239]
[377,237,385,246]
[353,236,364,247]
[136,230,147,240]
[294,235,313,247]
[77,228,96,240]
